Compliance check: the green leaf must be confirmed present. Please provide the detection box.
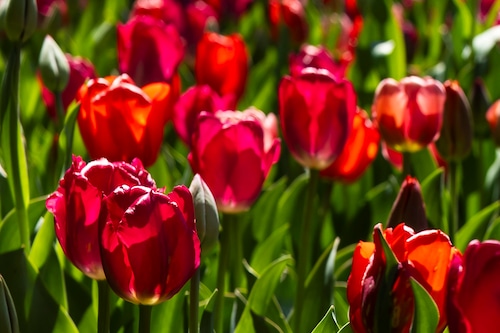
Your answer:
[57,103,80,173]
[29,212,56,270]
[409,277,439,333]
[234,256,292,333]
[338,322,354,333]
[421,168,447,231]
[310,306,339,333]
[250,224,290,274]
[150,285,188,333]
[456,201,500,251]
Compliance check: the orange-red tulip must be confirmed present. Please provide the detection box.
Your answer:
[77,74,179,167]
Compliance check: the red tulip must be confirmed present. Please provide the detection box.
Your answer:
[372,76,446,152]
[45,156,156,280]
[117,15,184,87]
[268,0,308,45]
[486,99,500,147]
[173,84,236,147]
[40,54,96,119]
[77,74,179,167]
[347,223,458,333]
[195,32,249,102]
[289,44,347,79]
[279,68,356,169]
[100,184,200,305]
[320,108,379,183]
[447,240,500,333]
[204,0,253,19]
[188,108,280,213]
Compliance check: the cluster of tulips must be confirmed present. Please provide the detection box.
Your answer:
[1,0,500,332]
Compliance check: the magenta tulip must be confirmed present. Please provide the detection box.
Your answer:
[100,185,200,304]
[279,67,356,169]
[45,156,156,280]
[188,108,280,213]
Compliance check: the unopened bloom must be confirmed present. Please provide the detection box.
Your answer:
[320,108,379,183]
[435,80,473,161]
[447,240,500,333]
[372,76,446,152]
[45,156,156,280]
[486,99,500,147]
[279,68,356,169]
[188,108,280,213]
[77,74,179,167]
[347,223,459,333]
[195,32,249,102]
[100,184,200,305]
[117,15,184,87]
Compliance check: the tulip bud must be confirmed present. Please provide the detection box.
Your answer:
[435,80,473,161]
[486,100,500,147]
[189,174,220,253]
[386,176,428,232]
[38,35,70,93]
[0,275,19,333]
[0,0,37,42]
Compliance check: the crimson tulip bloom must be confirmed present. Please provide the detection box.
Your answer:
[279,68,356,169]
[269,0,308,45]
[173,84,236,147]
[188,108,280,213]
[320,108,379,183]
[289,44,347,79]
[77,74,179,167]
[347,223,459,333]
[195,32,249,102]
[486,99,500,147]
[447,240,500,333]
[100,185,200,305]
[45,156,156,280]
[117,15,184,87]
[40,54,96,118]
[372,76,446,152]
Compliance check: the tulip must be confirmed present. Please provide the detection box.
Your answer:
[195,32,249,103]
[0,0,37,42]
[372,76,446,152]
[188,108,280,213]
[347,223,459,333]
[435,80,473,161]
[38,35,70,93]
[289,44,347,79]
[45,155,156,280]
[117,15,184,87]
[279,67,356,170]
[76,74,179,167]
[40,54,96,119]
[99,184,200,305]
[486,99,500,147]
[386,176,428,232]
[173,84,235,147]
[203,0,253,19]
[268,0,308,45]
[447,240,500,333]
[320,108,379,183]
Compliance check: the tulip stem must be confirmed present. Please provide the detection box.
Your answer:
[403,152,413,177]
[97,280,110,333]
[214,216,230,333]
[189,267,200,333]
[55,91,65,130]
[138,305,152,333]
[293,169,319,333]
[449,160,459,243]
[228,214,244,290]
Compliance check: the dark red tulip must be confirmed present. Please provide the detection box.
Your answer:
[279,68,356,169]
[77,74,179,167]
[320,108,379,183]
[100,185,200,305]
[289,44,347,79]
[188,109,280,213]
[195,32,249,103]
[45,156,156,280]
[372,76,446,152]
[268,0,308,45]
[117,15,184,87]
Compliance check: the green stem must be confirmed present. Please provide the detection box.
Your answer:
[189,268,200,333]
[227,214,244,290]
[55,91,65,131]
[402,152,413,177]
[138,305,152,333]
[3,43,30,253]
[448,161,459,243]
[97,280,110,333]
[293,169,319,333]
[213,217,230,333]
